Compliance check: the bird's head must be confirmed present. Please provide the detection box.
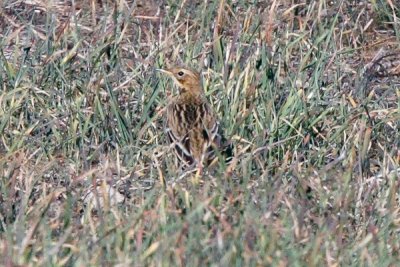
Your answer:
[157,67,203,94]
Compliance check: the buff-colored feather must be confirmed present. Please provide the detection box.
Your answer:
[157,66,232,169]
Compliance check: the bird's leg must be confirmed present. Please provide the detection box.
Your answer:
[196,161,203,175]
[193,151,206,184]
[194,140,212,182]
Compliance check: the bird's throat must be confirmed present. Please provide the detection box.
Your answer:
[177,88,205,104]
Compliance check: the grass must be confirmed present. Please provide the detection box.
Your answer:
[0,0,399,266]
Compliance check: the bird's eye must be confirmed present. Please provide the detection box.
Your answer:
[177,71,184,77]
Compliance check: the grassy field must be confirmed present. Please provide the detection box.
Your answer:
[1,0,399,266]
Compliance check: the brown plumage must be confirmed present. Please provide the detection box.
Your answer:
[157,66,232,169]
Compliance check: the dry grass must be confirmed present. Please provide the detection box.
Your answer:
[0,0,399,266]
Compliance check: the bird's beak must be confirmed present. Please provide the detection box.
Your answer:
[156,68,172,76]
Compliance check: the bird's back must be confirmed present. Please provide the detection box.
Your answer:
[166,93,218,167]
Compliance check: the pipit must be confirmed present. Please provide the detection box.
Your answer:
[157,66,233,171]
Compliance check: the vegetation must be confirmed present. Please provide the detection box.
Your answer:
[1,0,399,266]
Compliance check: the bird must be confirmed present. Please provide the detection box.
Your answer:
[156,66,233,171]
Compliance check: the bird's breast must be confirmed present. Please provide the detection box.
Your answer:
[170,103,199,131]
[167,98,213,132]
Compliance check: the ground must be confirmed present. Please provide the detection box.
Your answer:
[0,0,399,266]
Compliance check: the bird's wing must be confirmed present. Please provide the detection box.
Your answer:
[165,103,195,165]
[200,103,234,164]
[165,100,232,166]
[197,102,219,142]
